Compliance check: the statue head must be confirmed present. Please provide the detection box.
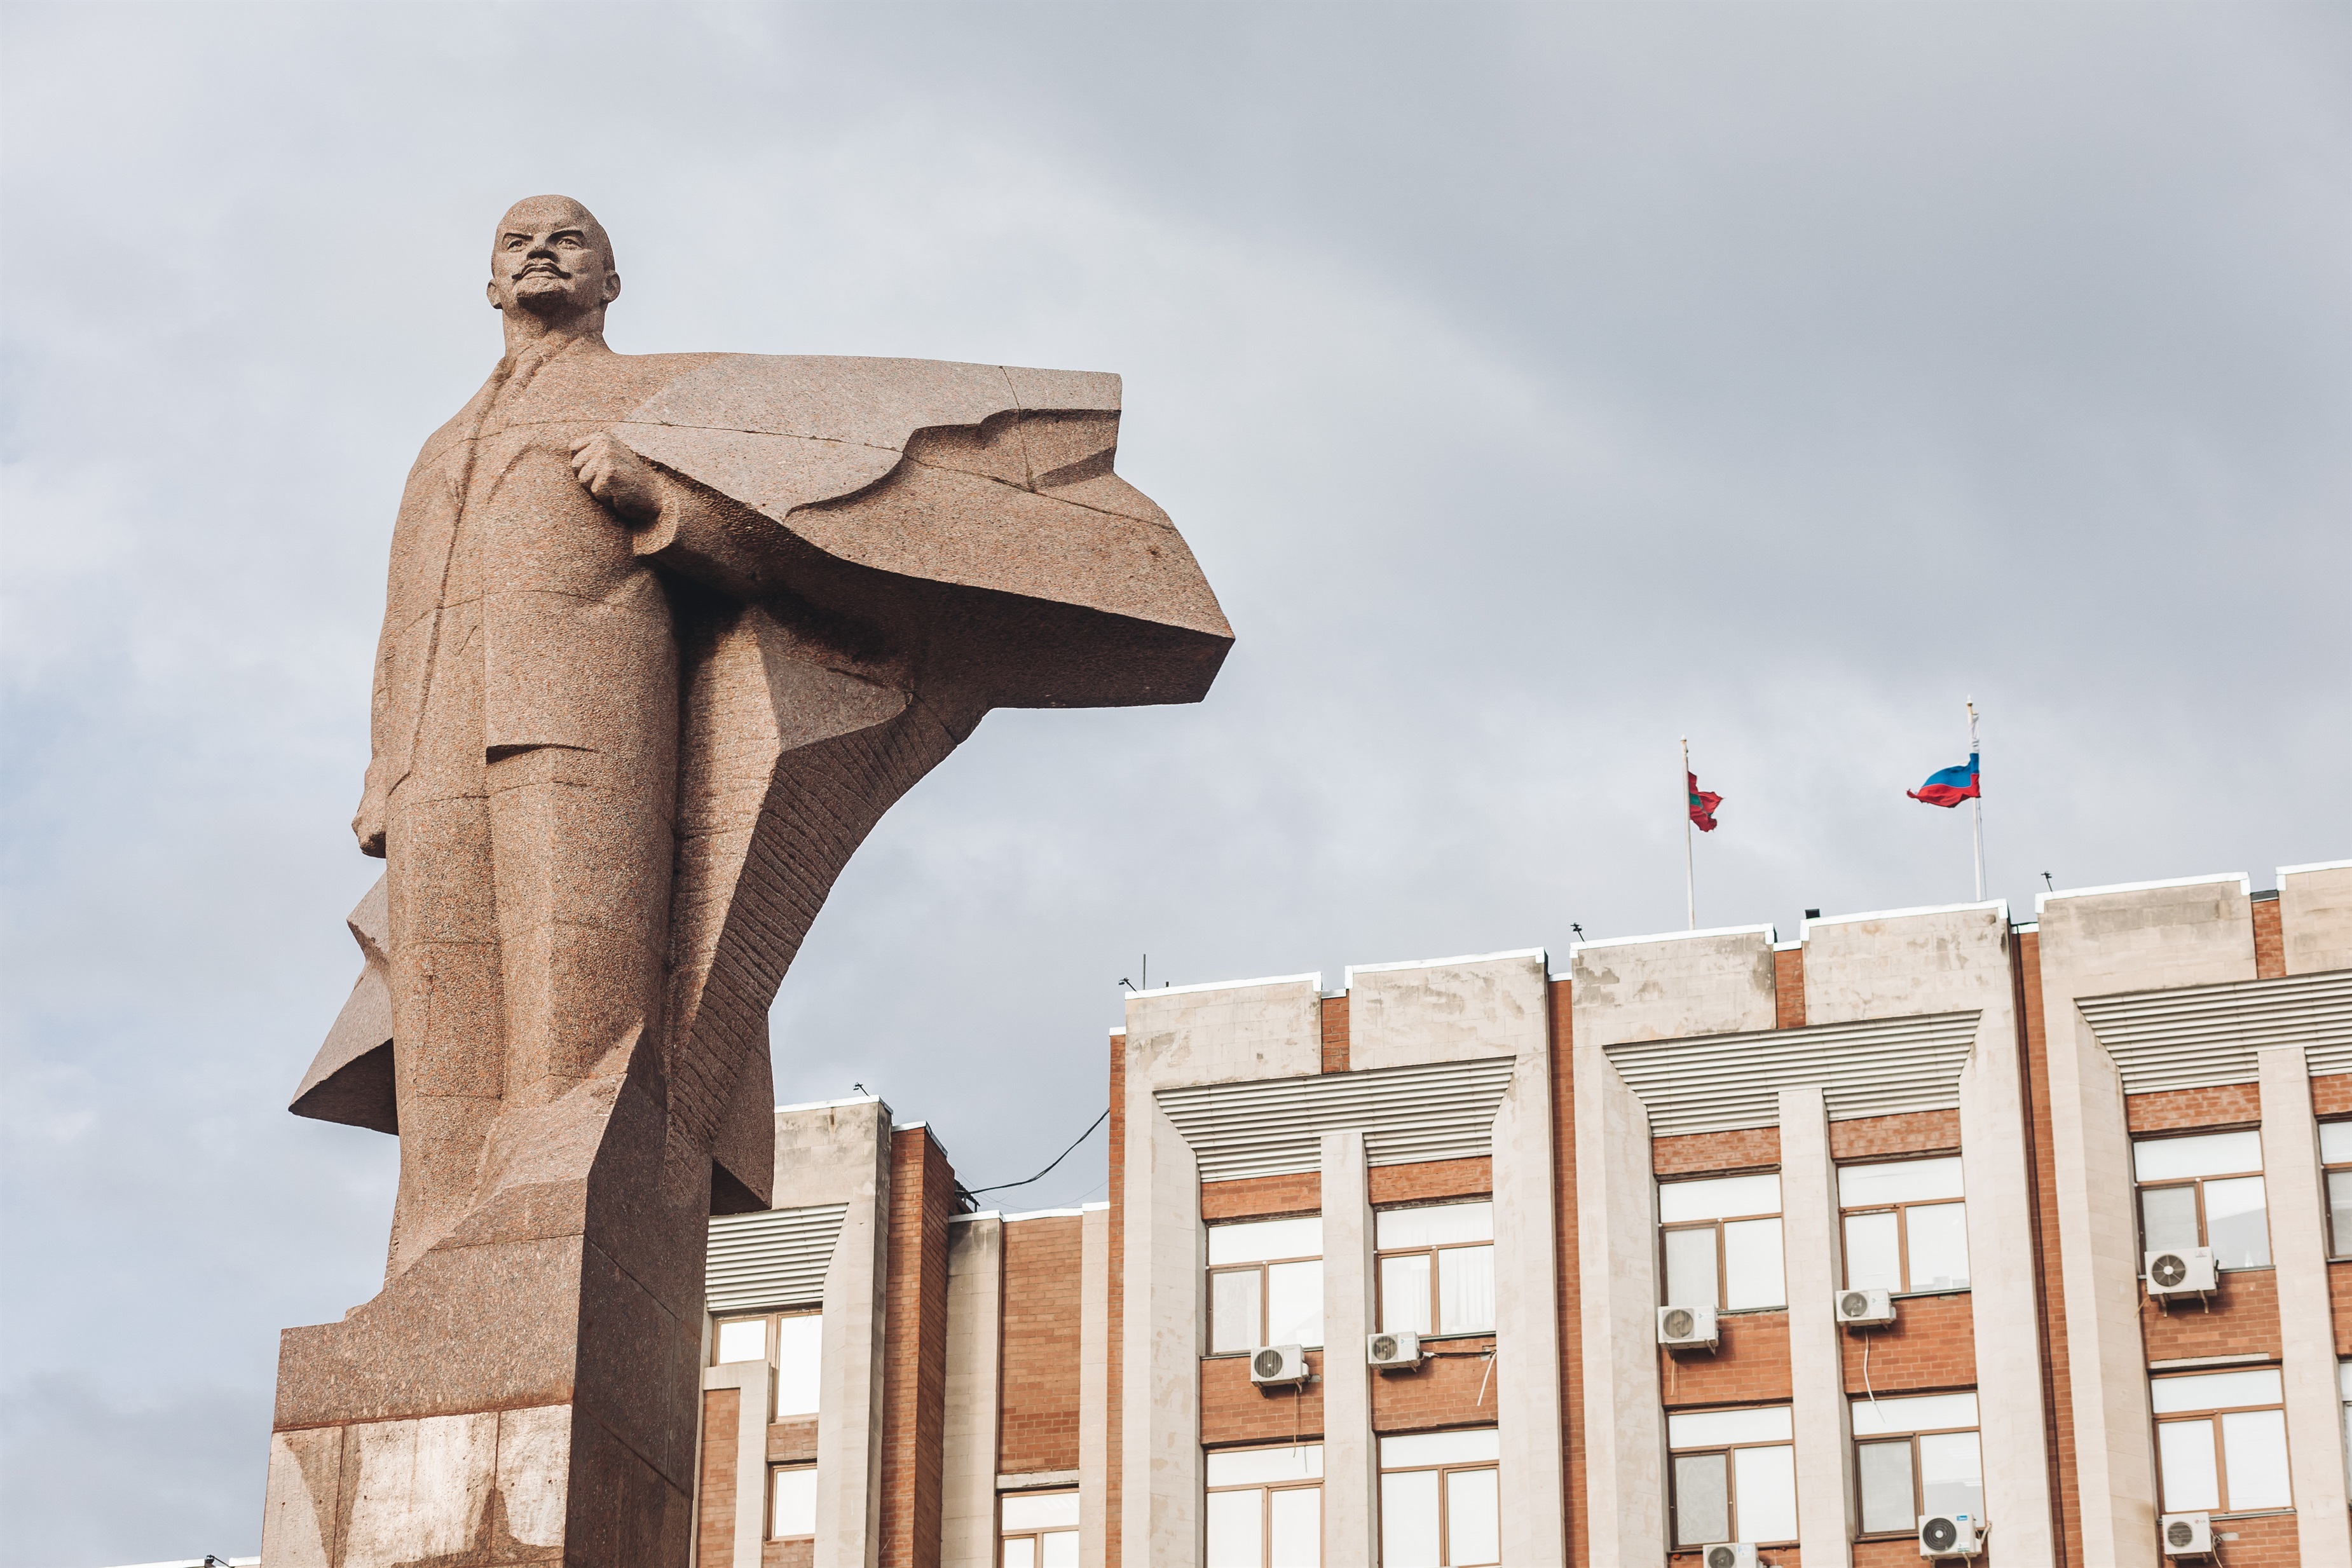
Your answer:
[486,195,619,324]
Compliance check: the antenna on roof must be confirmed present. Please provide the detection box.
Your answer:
[1119,954,1149,993]
[2042,871,2054,892]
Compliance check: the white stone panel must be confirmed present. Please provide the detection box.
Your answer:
[942,1215,1005,1568]
[1124,975,1322,1092]
[1568,925,1777,1046]
[2257,1046,2352,1565]
[1079,1203,1112,1568]
[2283,861,2352,976]
[1779,1087,1852,1565]
[1345,950,1547,1069]
[1320,1131,1376,1568]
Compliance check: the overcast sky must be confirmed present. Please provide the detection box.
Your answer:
[1,3,2345,1560]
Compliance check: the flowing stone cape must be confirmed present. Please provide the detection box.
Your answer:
[291,354,1231,1208]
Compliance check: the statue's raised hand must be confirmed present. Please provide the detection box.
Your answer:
[568,432,663,524]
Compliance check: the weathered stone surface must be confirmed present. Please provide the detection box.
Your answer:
[268,195,1228,1567]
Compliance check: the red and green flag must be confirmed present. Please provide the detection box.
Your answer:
[1687,772,1721,833]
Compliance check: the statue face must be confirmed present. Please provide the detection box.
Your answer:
[487,200,618,320]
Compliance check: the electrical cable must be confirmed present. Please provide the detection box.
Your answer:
[962,1107,1111,1197]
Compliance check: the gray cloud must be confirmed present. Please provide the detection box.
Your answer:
[2,4,2344,1560]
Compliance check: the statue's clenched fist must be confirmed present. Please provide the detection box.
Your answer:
[568,432,664,523]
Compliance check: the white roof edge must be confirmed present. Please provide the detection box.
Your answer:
[1805,899,2009,932]
[1108,1026,1127,1037]
[2035,871,2248,914]
[774,1094,883,1115]
[1003,1205,1090,1221]
[2281,859,2352,876]
[1129,970,1323,1000]
[951,1209,1003,1224]
[2014,920,2040,933]
[1081,1200,1112,1211]
[1344,946,1547,981]
[1772,939,1803,952]
[1570,922,1778,955]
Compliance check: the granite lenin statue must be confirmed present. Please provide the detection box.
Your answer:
[264,196,1229,1567]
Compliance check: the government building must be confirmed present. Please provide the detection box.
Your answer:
[685,861,2352,1568]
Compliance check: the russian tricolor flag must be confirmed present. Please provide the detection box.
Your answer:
[1908,753,1981,808]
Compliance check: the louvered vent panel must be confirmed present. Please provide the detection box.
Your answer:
[1603,1012,1983,1138]
[2077,970,2352,1094]
[1155,1056,1520,1182]
[706,1202,849,1314]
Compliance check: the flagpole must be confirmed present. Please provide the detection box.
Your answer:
[1966,697,1985,903]
[1682,736,1695,931]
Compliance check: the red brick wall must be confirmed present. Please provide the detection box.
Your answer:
[1828,1108,1960,1162]
[1659,1311,1791,1408]
[879,1128,954,1568]
[1201,1351,1322,1445]
[1369,1336,1501,1431]
[1322,994,1350,1074]
[699,1386,741,1568]
[2139,1266,2280,1361]
[2201,1510,2299,1565]
[1200,1171,1321,1222]
[1105,1034,1125,1568]
[2314,1072,2352,1118]
[2126,1082,2262,1136]
[1552,977,1585,1568]
[2253,896,2286,980]
[1000,1214,1084,1475]
[1774,946,1806,1028]
[1367,1157,1492,1207]
[2016,929,2082,1567]
[763,1542,816,1568]
[766,1417,817,1464]
[1653,1126,1779,1176]
[1838,1293,1976,1394]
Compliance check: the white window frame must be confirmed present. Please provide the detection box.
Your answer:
[2320,1122,2352,1258]
[1208,1215,1323,1354]
[1374,1200,1496,1340]
[1002,1485,1082,1568]
[2150,1368,2292,1516]
[1205,1444,1322,1568]
[1377,1429,1499,1568]
[1666,1405,1796,1548]
[2133,1130,2271,1272]
[1849,1392,1984,1537]
[1836,1156,1970,1296]
[769,1462,816,1542]
[1657,1173,1786,1312]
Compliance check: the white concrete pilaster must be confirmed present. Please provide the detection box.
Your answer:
[810,1113,891,1568]
[942,1215,1005,1568]
[2260,1045,2352,1565]
[1079,1203,1112,1568]
[1120,1093,1203,1568]
[1572,1048,1665,1563]
[1320,1131,1376,1568]
[2281,861,2352,974]
[2039,874,2255,1568]
[1779,1087,1852,1566]
[699,1357,775,1568]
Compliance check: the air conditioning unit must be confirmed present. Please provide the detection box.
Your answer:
[2160,1513,2213,1557]
[2145,1248,2218,1297]
[1367,1330,1423,1370]
[1248,1344,1308,1387]
[1658,1304,1719,1349]
[1835,1288,1896,1326]
[1702,1545,1758,1568]
[1918,1512,1982,1557]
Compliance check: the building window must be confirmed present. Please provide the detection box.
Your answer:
[1658,1173,1785,1311]
[1838,1157,1969,1294]
[770,1464,817,1540]
[2320,1123,2352,1256]
[1375,1201,1496,1338]
[713,1309,824,1415]
[1208,1217,1323,1354]
[1205,1444,1320,1568]
[1001,1489,1078,1568]
[1667,1406,1796,1548]
[1849,1391,1983,1534]
[1378,1428,1498,1568]
[2341,1362,2352,1493]
[2151,1367,2292,1515]
[2135,1131,2270,1271]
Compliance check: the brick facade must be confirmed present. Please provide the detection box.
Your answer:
[687,865,2352,1567]
[998,1215,1084,1475]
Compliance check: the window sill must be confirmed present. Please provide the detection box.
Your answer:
[1201,1347,1325,1359]
[1891,1286,1971,1300]
[1421,1330,1496,1344]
